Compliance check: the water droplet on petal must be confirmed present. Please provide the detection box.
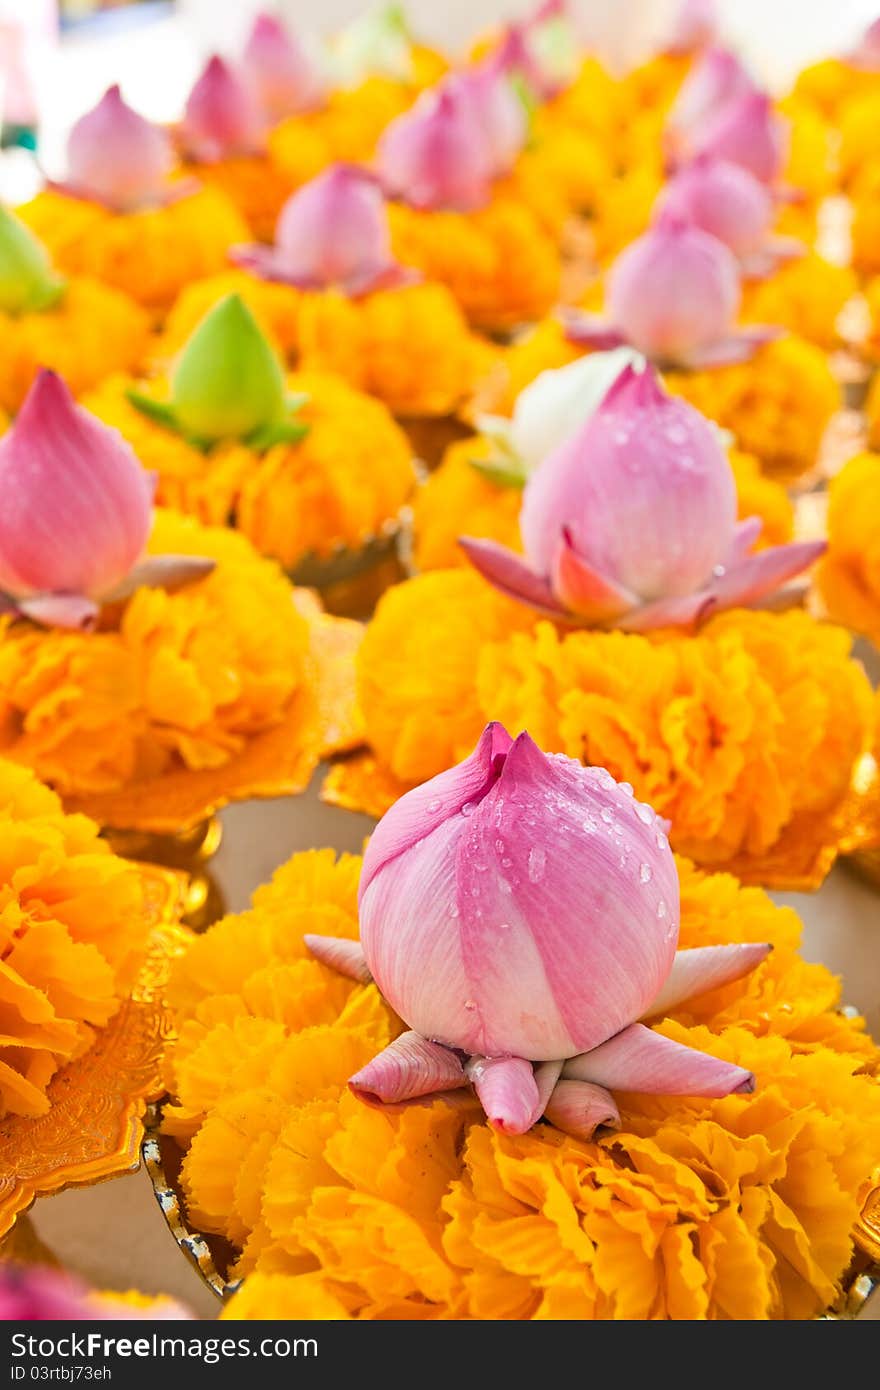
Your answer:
[527,846,547,883]
[712,563,726,578]
[639,862,653,884]
[657,899,668,920]
[464,999,477,1011]
[427,797,441,812]
[635,802,654,825]
[461,801,475,817]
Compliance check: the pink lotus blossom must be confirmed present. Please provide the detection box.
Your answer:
[377,83,494,212]
[564,210,778,368]
[181,55,267,163]
[0,371,212,630]
[57,85,174,212]
[307,722,770,1136]
[241,12,326,119]
[690,89,789,186]
[664,0,719,55]
[459,364,824,630]
[232,164,415,296]
[666,47,755,167]
[655,155,803,275]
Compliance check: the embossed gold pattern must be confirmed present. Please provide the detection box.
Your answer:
[0,866,192,1239]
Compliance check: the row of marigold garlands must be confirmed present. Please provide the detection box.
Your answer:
[1,0,880,1324]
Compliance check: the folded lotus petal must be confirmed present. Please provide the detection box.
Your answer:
[303,934,373,983]
[0,371,153,601]
[643,943,772,1018]
[230,242,417,296]
[0,206,66,314]
[445,64,526,177]
[533,1059,565,1118]
[105,554,216,602]
[65,85,173,212]
[17,593,99,631]
[466,1055,542,1134]
[728,516,763,560]
[666,47,756,166]
[242,12,326,121]
[350,1032,466,1103]
[543,1079,620,1139]
[458,537,569,617]
[655,155,774,262]
[665,0,718,54]
[563,1023,755,1096]
[359,720,514,900]
[615,588,717,633]
[552,529,636,622]
[741,236,805,279]
[692,90,788,186]
[182,56,266,162]
[559,311,627,350]
[377,85,494,213]
[706,539,827,612]
[683,324,781,369]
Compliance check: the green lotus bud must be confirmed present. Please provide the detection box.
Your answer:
[0,206,66,315]
[128,294,308,449]
[333,3,413,86]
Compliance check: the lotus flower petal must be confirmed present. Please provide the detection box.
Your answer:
[303,934,373,983]
[360,721,514,898]
[644,942,772,1018]
[0,371,152,602]
[443,63,527,177]
[682,323,781,368]
[466,1055,541,1134]
[0,205,65,314]
[605,211,742,365]
[665,0,718,55]
[656,155,774,262]
[168,294,289,443]
[106,554,215,602]
[564,1022,754,1096]
[17,594,100,632]
[846,16,880,70]
[377,85,494,212]
[505,348,646,476]
[520,364,737,601]
[551,529,636,622]
[692,90,788,186]
[533,1059,564,1114]
[458,537,569,617]
[64,85,173,212]
[615,587,716,633]
[666,47,756,165]
[359,727,680,1060]
[559,311,627,351]
[232,164,412,297]
[543,1079,620,1139]
[182,56,266,162]
[242,12,326,120]
[728,515,763,559]
[704,539,827,611]
[350,1032,467,1102]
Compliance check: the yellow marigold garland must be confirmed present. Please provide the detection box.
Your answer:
[740,254,856,353]
[412,439,793,573]
[387,198,561,333]
[793,58,880,126]
[816,451,880,644]
[16,187,249,317]
[0,510,309,798]
[850,165,880,275]
[181,155,293,244]
[344,569,873,877]
[84,371,414,567]
[267,78,418,191]
[0,759,151,1117]
[0,278,149,414]
[164,846,880,1320]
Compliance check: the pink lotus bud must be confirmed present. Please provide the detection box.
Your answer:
[241,12,326,120]
[181,55,267,162]
[377,85,494,212]
[0,372,211,630]
[666,47,755,166]
[443,63,527,177]
[461,364,825,630]
[63,85,173,212]
[656,155,771,260]
[691,89,788,186]
[664,0,718,55]
[358,723,681,1061]
[232,164,414,296]
[0,1264,192,1321]
[846,17,880,69]
[309,721,769,1133]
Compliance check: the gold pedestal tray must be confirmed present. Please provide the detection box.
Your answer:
[0,866,192,1239]
[104,818,225,931]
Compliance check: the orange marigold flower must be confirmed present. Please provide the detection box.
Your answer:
[816,452,880,644]
[181,156,294,244]
[779,96,836,202]
[387,198,560,333]
[0,510,310,798]
[0,278,149,414]
[268,78,415,191]
[590,166,664,265]
[163,846,880,1320]
[0,759,151,1117]
[740,254,856,353]
[352,571,873,875]
[838,91,880,192]
[793,58,876,125]
[412,439,792,573]
[84,371,414,567]
[16,186,249,317]
[850,168,880,276]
